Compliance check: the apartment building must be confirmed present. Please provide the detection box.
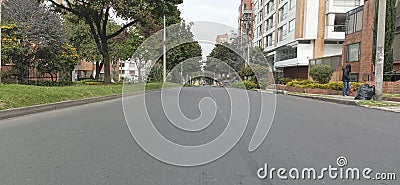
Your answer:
[216,34,235,44]
[251,0,362,79]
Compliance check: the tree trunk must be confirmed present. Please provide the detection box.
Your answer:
[101,39,111,84]
[95,61,103,81]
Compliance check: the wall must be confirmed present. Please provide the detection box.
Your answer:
[283,66,309,79]
[324,44,343,56]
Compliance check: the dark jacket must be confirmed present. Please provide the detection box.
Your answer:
[342,68,350,82]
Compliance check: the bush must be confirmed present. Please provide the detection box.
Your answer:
[277,77,292,85]
[231,82,246,89]
[309,65,334,84]
[350,82,364,91]
[243,81,259,90]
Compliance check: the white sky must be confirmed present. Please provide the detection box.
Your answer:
[178,0,241,29]
[178,0,241,57]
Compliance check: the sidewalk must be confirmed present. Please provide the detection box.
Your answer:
[263,89,400,113]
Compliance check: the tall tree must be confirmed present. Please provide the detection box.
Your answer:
[205,43,245,74]
[40,0,183,84]
[2,0,66,83]
[384,0,397,80]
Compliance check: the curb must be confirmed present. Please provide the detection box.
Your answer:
[270,89,399,113]
[287,93,358,106]
[0,91,153,120]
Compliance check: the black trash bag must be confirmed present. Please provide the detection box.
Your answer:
[355,84,375,100]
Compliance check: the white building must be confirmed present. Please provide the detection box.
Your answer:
[118,59,151,82]
[251,0,362,79]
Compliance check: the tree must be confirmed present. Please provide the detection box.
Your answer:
[2,0,66,83]
[40,0,183,84]
[384,0,396,80]
[0,24,29,82]
[309,65,334,84]
[205,43,245,74]
[146,22,202,82]
[373,0,397,81]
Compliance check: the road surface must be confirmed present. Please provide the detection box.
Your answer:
[0,87,399,185]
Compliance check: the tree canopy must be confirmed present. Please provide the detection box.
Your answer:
[40,0,183,83]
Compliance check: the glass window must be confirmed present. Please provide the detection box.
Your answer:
[290,0,296,10]
[289,19,295,32]
[279,24,287,41]
[349,73,359,82]
[347,43,360,62]
[333,0,360,6]
[334,13,346,32]
[276,42,298,61]
[355,11,363,32]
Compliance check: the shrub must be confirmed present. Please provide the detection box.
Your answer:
[243,81,258,90]
[277,77,292,85]
[231,82,246,89]
[309,65,334,84]
[350,82,364,91]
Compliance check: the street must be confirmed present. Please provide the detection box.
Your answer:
[0,87,399,185]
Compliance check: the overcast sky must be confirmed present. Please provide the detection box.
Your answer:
[178,0,241,57]
[178,0,240,29]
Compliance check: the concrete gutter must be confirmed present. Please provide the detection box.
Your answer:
[0,91,151,120]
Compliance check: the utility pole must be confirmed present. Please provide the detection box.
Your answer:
[163,15,167,83]
[375,0,386,101]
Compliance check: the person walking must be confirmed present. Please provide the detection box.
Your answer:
[342,64,351,96]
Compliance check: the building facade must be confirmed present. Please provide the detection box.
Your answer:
[216,34,234,44]
[342,0,400,82]
[250,0,362,79]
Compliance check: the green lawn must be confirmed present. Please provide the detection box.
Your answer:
[356,100,400,107]
[383,93,400,98]
[0,82,180,110]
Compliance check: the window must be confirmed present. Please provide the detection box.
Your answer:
[347,43,360,62]
[289,19,295,32]
[333,13,346,32]
[355,10,363,32]
[333,0,360,6]
[267,0,275,14]
[290,0,296,10]
[346,6,363,34]
[278,3,288,22]
[349,73,359,82]
[278,24,287,41]
[276,42,298,61]
[267,32,275,46]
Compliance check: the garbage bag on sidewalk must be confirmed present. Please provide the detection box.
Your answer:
[355,84,375,100]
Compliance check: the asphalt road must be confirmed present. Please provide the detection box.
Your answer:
[0,87,399,185]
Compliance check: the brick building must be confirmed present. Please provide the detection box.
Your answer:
[342,0,400,82]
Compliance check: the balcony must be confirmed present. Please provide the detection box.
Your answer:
[325,25,346,40]
[326,0,363,14]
